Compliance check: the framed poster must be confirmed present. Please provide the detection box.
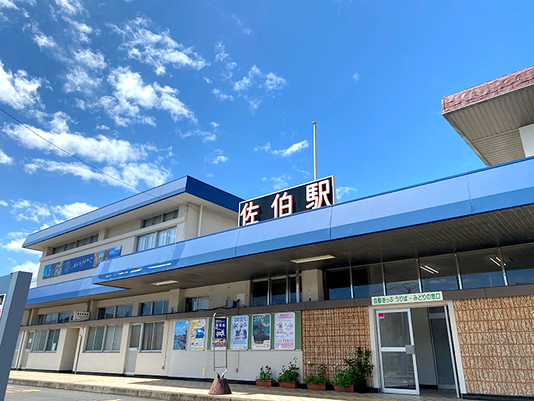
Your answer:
[252,314,271,350]
[274,312,295,350]
[173,320,188,350]
[190,319,206,351]
[230,315,249,351]
[212,317,227,350]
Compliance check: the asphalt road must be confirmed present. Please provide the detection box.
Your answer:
[5,385,151,401]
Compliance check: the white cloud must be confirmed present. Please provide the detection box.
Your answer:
[13,199,51,222]
[232,14,252,35]
[9,198,97,225]
[336,186,357,200]
[1,232,41,255]
[63,67,101,93]
[207,149,228,165]
[101,66,195,126]
[210,122,219,129]
[11,260,40,277]
[95,124,109,130]
[64,17,94,43]
[0,149,13,165]
[0,200,8,206]
[203,76,212,84]
[29,23,58,50]
[233,65,286,92]
[73,48,106,70]
[214,42,229,62]
[212,88,233,101]
[25,159,171,190]
[256,140,309,157]
[3,111,157,165]
[0,0,34,9]
[111,17,209,75]
[52,202,97,220]
[0,59,42,110]
[180,129,216,143]
[55,0,83,15]
[269,174,291,190]
[352,72,360,82]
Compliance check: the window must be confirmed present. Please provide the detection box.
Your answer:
[353,264,384,298]
[137,227,177,252]
[185,296,210,312]
[142,209,178,228]
[97,304,133,319]
[32,329,60,352]
[326,269,352,300]
[52,234,98,254]
[458,248,505,289]
[289,276,302,303]
[85,325,123,352]
[142,322,164,351]
[385,259,420,295]
[139,301,169,316]
[251,280,268,306]
[38,312,70,325]
[501,244,534,285]
[271,278,287,305]
[419,255,459,292]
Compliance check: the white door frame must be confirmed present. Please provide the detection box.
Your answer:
[124,323,143,376]
[376,308,419,395]
[368,300,466,396]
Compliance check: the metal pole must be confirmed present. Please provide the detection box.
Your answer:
[312,121,317,181]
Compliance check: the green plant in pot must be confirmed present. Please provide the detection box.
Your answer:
[277,358,300,388]
[305,362,331,390]
[344,347,373,393]
[256,365,275,387]
[333,365,353,392]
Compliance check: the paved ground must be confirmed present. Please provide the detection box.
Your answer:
[6,384,150,401]
[8,370,459,401]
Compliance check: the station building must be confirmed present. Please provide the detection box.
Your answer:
[11,66,534,399]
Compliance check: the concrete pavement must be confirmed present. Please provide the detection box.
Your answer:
[8,370,458,401]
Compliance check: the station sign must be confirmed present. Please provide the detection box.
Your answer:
[239,176,336,226]
[372,291,443,306]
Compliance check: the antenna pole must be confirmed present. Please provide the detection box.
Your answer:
[312,121,317,181]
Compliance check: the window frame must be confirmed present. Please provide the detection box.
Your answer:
[85,325,123,353]
[32,329,60,353]
[136,226,177,252]
[141,322,164,352]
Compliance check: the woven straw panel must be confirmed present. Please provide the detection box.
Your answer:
[301,307,370,379]
[454,296,534,397]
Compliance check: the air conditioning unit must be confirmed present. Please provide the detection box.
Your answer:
[72,311,90,322]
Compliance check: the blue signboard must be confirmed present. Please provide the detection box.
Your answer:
[214,317,227,339]
[43,246,122,279]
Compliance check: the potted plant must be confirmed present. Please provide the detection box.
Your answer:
[305,362,331,390]
[345,347,373,393]
[333,365,353,392]
[256,365,275,387]
[277,358,300,388]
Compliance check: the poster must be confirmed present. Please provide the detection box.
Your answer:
[173,320,188,350]
[252,314,271,350]
[190,319,206,351]
[230,315,248,351]
[212,317,227,350]
[43,246,122,279]
[274,312,295,350]
[0,293,4,319]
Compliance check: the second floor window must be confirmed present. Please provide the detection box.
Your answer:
[140,300,169,316]
[137,227,177,252]
[97,304,133,319]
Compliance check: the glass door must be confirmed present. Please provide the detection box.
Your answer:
[376,309,419,395]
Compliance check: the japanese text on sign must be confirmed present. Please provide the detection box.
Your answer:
[238,176,336,226]
[371,291,443,306]
[214,318,227,339]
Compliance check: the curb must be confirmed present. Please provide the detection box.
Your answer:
[8,378,244,401]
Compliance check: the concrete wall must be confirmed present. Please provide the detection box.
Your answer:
[301,270,323,302]
[25,328,68,371]
[454,296,534,397]
[59,328,79,371]
[200,209,236,236]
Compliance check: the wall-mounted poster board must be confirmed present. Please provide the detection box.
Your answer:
[190,319,206,351]
[230,315,248,351]
[212,317,227,350]
[173,320,188,350]
[274,312,295,350]
[252,314,271,350]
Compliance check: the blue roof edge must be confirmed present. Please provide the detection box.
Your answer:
[23,176,244,248]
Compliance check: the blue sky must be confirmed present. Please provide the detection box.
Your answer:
[0,0,533,279]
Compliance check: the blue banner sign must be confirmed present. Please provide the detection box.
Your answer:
[214,317,227,339]
[43,246,122,279]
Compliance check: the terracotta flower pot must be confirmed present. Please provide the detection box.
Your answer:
[307,383,328,391]
[334,384,354,392]
[279,381,299,388]
[256,379,275,387]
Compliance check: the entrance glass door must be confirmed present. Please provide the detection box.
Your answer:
[377,309,419,395]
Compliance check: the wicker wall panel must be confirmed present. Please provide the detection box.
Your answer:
[301,307,370,380]
[454,296,534,397]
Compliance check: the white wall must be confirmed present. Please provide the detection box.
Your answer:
[200,209,236,236]
[301,270,324,302]
[25,329,68,371]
